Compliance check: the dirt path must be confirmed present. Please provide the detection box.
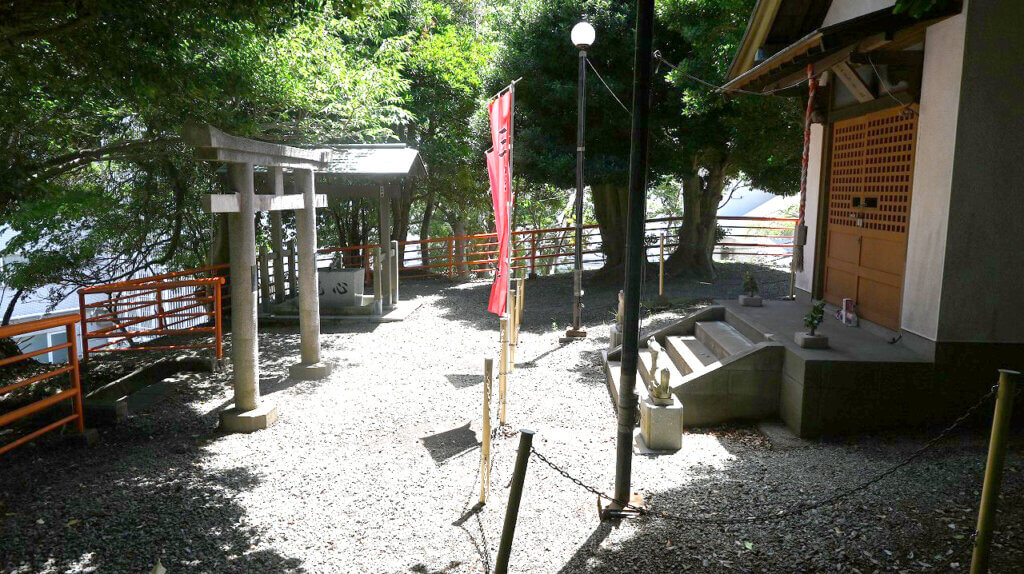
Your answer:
[1,270,1022,573]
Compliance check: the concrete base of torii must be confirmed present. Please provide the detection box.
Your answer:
[288,361,334,380]
[220,403,279,433]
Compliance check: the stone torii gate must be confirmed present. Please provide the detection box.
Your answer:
[184,124,334,432]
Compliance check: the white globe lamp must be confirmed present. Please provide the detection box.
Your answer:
[571,22,596,49]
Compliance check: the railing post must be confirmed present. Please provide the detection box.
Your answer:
[659,231,667,294]
[77,290,90,369]
[214,279,224,360]
[287,239,297,296]
[529,232,537,279]
[259,244,272,315]
[154,284,167,330]
[970,369,1021,574]
[480,357,493,504]
[448,237,455,280]
[495,429,535,574]
[372,246,383,316]
[390,240,400,306]
[66,320,85,434]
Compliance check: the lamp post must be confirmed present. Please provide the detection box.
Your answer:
[564,21,594,341]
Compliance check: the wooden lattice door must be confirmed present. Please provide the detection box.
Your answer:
[824,107,917,330]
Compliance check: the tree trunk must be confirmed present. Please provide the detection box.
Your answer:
[391,193,412,268]
[590,183,629,271]
[2,288,25,326]
[420,187,435,266]
[452,218,469,279]
[666,163,727,279]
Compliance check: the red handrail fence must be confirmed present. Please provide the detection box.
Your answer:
[78,265,228,365]
[0,314,85,456]
[317,215,798,280]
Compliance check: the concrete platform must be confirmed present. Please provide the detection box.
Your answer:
[718,299,936,437]
[288,361,334,380]
[260,299,423,325]
[219,402,278,433]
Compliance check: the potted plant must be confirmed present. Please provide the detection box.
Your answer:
[739,272,762,307]
[795,300,829,348]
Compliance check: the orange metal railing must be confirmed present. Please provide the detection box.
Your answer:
[0,314,86,456]
[317,215,797,280]
[78,265,228,364]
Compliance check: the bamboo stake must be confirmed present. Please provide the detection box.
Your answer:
[970,370,1021,574]
[480,357,494,504]
[507,288,517,373]
[499,316,508,425]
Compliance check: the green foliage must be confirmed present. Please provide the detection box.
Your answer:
[0,0,481,313]
[742,271,759,297]
[893,0,956,18]
[804,300,826,336]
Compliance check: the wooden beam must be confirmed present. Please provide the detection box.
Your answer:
[832,62,874,103]
[183,124,331,170]
[202,193,328,213]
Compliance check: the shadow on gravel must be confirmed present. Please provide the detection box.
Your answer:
[0,390,305,573]
[554,429,1023,574]
[420,422,481,466]
[446,374,484,389]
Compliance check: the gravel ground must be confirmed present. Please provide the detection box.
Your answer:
[1,265,1022,573]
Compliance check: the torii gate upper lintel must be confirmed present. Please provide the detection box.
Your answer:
[183,123,334,433]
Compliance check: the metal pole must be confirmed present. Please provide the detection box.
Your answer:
[970,369,1020,574]
[613,0,655,512]
[570,48,587,337]
[495,429,535,574]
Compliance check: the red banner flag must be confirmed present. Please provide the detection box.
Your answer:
[486,151,510,315]
[486,90,513,315]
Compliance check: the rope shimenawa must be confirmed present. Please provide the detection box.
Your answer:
[531,383,1001,525]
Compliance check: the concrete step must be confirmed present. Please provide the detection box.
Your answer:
[638,348,684,394]
[605,355,649,408]
[696,321,754,360]
[665,335,718,375]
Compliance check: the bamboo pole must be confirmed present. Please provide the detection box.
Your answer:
[507,288,516,373]
[970,369,1021,574]
[480,357,494,504]
[499,316,508,425]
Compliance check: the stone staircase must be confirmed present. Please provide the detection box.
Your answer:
[603,306,784,428]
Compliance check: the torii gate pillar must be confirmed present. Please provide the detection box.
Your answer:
[288,168,332,379]
[184,124,333,433]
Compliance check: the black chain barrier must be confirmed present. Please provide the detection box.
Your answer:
[529,382,1001,525]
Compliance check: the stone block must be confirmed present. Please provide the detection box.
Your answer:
[608,324,623,351]
[288,361,334,380]
[738,295,762,307]
[640,396,683,450]
[318,268,365,308]
[219,402,278,433]
[795,332,829,349]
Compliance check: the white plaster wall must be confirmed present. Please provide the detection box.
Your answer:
[822,0,896,27]
[900,9,968,340]
[796,123,823,294]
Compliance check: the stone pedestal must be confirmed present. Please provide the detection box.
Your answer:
[608,324,623,350]
[219,402,278,433]
[739,295,763,307]
[640,396,683,451]
[794,332,829,349]
[288,361,334,380]
[318,268,365,309]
